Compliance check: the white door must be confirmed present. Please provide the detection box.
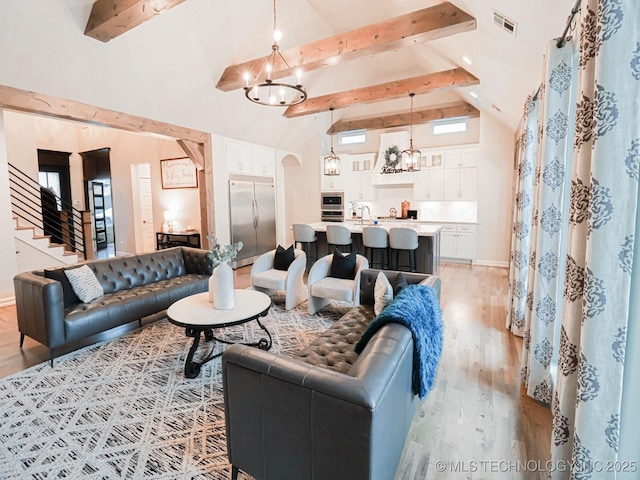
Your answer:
[139,177,155,252]
[132,163,155,252]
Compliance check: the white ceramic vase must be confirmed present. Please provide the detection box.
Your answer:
[209,262,235,309]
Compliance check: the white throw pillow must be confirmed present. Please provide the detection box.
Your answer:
[374,271,393,316]
[64,265,104,303]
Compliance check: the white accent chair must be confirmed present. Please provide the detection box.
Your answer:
[307,253,369,315]
[250,248,308,310]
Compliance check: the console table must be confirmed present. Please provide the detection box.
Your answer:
[156,231,201,250]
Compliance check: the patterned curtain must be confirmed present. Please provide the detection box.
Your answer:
[521,39,579,404]
[551,0,640,477]
[506,96,540,336]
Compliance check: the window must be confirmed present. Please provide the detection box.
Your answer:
[338,129,366,146]
[39,171,62,210]
[431,117,468,135]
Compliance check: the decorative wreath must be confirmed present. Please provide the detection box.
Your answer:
[384,145,401,168]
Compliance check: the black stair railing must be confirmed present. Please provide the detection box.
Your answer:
[8,162,86,257]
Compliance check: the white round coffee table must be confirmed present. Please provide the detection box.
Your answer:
[168,289,272,378]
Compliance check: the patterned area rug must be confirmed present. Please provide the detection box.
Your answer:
[0,295,350,479]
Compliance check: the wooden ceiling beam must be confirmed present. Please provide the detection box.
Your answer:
[85,0,187,42]
[0,84,208,144]
[327,102,480,134]
[284,68,479,118]
[216,2,476,92]
[177,139,205,170]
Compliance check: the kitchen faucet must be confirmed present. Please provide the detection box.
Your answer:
[389,207,397,219]
[360,205,371,227]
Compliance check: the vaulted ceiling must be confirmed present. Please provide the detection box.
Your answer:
[80,0,575,135]
[0,0,576,155]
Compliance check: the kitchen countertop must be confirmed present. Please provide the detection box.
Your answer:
[345,218,478,225]
[308,221,443,236]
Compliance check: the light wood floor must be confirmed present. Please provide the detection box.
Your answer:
[0,263,551,479]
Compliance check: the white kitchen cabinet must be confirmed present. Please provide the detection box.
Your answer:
[346,153,375,202]
[350,153,374,173]
[252,147,275,177]
[444,148,477,201]
[348,172,375,203]
[226,141,275,177]
[414,166,444,201]
[439,223,477,262]
[226,141,253,174]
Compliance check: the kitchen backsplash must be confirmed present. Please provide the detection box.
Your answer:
[362,185,477,222]
[418,201,477,223]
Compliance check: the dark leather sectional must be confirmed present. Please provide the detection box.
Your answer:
[13,246,212,365]
[222,268,441,480]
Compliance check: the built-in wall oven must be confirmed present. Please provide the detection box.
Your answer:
[320,191,344,222]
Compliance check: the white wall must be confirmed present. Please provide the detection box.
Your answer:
[0,113,19,303]
[333,117,481,156]
[476,113,515,266]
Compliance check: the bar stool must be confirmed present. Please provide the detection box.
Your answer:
[389,227,419,272]
[293,224,317,271]
[362,226,389,269]
[326,224,353,254]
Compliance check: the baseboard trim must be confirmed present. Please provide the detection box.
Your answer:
[474,260,509,268]
[0,294,16,307]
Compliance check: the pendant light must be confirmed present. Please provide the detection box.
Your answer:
[324,108,341,176]
[402,93,421,172]
[243,0,307,106]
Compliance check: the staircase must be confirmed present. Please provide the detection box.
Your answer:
[9,162,89,270]
[13,217,79,266]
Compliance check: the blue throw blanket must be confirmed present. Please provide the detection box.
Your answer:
[355,284,443,398]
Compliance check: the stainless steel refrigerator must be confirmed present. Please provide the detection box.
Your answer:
[229,176,276,267]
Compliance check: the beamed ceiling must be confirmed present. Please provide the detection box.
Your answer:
[215,2,478,131]
[83,0,480,133]
[72,0,577,139]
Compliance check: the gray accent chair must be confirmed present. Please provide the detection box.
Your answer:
[223,268,442,480]
[13,246,212,365]
[389,227,419,272]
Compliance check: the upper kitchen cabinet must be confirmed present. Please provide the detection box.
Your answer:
[226,140,275,177]
[443,147,477,201]
[347,153,376,203]
[252,147,276,177]
[414,151,444,201]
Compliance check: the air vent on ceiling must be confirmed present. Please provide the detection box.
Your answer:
[493,11,517,36]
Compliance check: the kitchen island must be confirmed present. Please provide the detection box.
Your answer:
[307,221,442,275]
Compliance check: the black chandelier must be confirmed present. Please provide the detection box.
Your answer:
[324,108,341,176]
[402,92,421,171]
[243,0,307,106]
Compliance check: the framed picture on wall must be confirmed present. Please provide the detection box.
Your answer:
[160,157,198,189]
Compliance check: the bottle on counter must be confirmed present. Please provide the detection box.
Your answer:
[401,200,410,219]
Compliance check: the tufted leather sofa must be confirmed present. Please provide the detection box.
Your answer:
[13,246,212,365]
[222,268,441,480]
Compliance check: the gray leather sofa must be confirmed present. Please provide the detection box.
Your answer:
[13,246,212,365]
[222,269,441,480]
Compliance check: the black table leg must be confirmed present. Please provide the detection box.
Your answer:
[184,328,203,379]
[181,313,272,379]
